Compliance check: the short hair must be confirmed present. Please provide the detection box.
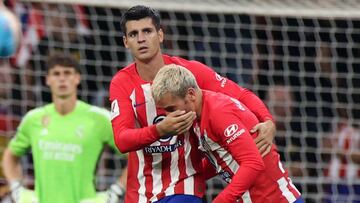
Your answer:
[120,5,161,35]
[46,52,80,73]
[152,64,199,103]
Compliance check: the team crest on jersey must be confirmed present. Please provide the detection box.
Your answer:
[76,125,85,138]
[215,73,227,87]
[153,115,174,142]
[41,115,50,127]
[110,99,120,120]
[230,98,245,111]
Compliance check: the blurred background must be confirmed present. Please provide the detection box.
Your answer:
[1,0,360,202]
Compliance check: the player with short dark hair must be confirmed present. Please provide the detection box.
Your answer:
[2,52,126,203]
[110,5,276,203]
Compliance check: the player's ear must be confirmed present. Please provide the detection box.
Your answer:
[45,74,50,86]
[187,88,196,101]
[158,28,164,43]
[123,36,129,48]
[75,72,81,86]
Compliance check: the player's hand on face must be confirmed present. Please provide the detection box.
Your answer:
[251,120,276,157]
[156,110,196,137]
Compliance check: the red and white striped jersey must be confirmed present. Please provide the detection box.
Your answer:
[109,55,274,203]
[327,125,360,180]
[194,90,301,203]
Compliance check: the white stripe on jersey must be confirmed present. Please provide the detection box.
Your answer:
[242,190,253,203]
[141,84,163,201]
[136,150,147,203]
[278,160,286,173]
[141,84,157,126]
[204,130,239,174]
[184,132,195,195]
[288,177,301,196]
[277,177,297,202]
[164,136,180,196]
[130,89,138,119]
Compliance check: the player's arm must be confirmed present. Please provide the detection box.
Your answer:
[110,79,195,153]
[110,79,160,153]
[2,113,33,203]
[96,107,127,202]
[210,111,265,203]
[189,61,276,156]
[105,167,127,203]
[2,148,22,184]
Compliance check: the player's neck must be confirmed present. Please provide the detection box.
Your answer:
[53,95,78,115]
[195,91,203,120]
[135,52,165,82]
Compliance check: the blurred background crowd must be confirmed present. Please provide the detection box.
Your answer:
[1,0,360,202]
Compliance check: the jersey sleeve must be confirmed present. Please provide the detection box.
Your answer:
[8,112,33,156]
[109,77,160,153]
[90,107,122,154]
[209,108,265,202]
[189,61,273,122]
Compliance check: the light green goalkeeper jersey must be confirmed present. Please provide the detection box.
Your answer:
[9,100,118,203]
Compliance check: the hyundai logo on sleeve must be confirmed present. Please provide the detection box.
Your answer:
[224,124,238,137]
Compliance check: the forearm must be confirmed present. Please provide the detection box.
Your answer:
[2,148,23,182]
[213,166,262,203]
[114,125,159,153]
[237,89,273,122]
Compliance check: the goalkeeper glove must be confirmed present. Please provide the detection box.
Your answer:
[10,180,23,203]
[9,181,38,203]
[10,181,39,203]
[106,183,125,203]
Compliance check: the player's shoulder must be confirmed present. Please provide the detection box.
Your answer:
[165,55,209,70]
[203,91,235,112]
[28,103,55,116]
[111,62,136,83]
[79,101,110,120]
[21,104,53,123]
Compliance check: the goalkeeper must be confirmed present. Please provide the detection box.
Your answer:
[2,52,126,203]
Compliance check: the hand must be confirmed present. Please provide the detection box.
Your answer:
[251,120,276,157]
[156,110,196,137]
[10,181,23,203]
[106,183,125,203]
[10,181,37,203]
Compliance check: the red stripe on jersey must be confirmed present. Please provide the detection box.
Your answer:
[173,135,185,195]
[144,152,154,201]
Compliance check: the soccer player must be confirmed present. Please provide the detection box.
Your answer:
[2,53,126,203]
[151,64,303,203]
[109,5,276,203]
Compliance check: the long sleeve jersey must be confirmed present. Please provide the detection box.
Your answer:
[109,55,273,202]
[194,90,301,203]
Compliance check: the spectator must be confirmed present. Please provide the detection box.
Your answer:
[27,3,125,104]
[264,84,305,177]
[322,106,360,203]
